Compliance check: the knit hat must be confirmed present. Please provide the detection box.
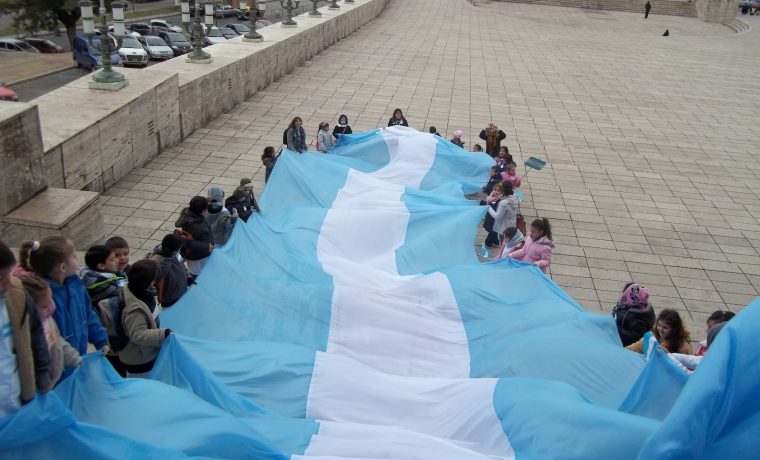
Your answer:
[239,177,251,187]
[208,186,225,201]
[454,130,463,138]
[620,283,649,307]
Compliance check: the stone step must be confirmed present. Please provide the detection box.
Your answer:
[492,0,698,17]
[722,17,751,33]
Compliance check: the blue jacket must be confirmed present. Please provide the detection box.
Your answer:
[48,275,109,370]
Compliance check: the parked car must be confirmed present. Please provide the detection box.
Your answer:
[237,5,265,20]
[0,82,18,101]
[218,26,239,39]
[157,31,193,56]
[226,23,251,35]
[0,38,40,53]
[127,23,153,36]
[214,5,241,17]
[22,38,64,53]
[137,36,174,60]
[72,36,121,70]
[117,36,149,67]
[149,19,184,33]
[203,27,228,46]
[106,25,141,38]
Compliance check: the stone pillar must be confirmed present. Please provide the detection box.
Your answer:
[0,102,46,216]
[696,0,739,22]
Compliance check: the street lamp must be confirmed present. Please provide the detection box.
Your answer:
[79,0,128,91]
[180,0,213,63]
[329,0,339,9]
[308,0,321,17]
[244,0,263,41]
[279,0,300,27]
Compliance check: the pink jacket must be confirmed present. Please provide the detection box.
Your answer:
[501,172,521,188]
[507,236,554,272]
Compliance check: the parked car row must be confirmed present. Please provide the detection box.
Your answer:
[0,38,64,53]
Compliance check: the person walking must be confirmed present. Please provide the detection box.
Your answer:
[645,1,651,18]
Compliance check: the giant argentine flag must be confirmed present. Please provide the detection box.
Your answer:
[1,127,758,459]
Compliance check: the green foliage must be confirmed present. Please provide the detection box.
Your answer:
[0,0,81,39]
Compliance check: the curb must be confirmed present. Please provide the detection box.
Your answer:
[7,63,78,86]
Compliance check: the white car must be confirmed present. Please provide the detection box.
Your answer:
[149,19,184,34]
[137,35,174,60]
[106,25,141,38]
[117,36,149,67]
[203,27,228,45]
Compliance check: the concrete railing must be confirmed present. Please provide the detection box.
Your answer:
[0,0,388,247]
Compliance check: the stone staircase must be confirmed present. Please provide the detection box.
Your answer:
[492,0,698,17]
[722,17,751,33]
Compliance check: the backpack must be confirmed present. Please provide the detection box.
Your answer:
[92,290,129,352]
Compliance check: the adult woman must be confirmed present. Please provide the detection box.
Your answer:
[479,123,507,157]
[626,309,691,355]
[333,114,352,138]
[119,260,171,377]
[387,108,408,127]
[286,116,307,153]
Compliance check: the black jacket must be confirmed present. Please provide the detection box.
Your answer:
[479,129,507,156]
[612,302,656,347]
[333,124,353,138]
[388,117,408,127]
[175,208,214,261]
[150,252,188,308]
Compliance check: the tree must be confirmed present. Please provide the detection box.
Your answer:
[0,0,81,47]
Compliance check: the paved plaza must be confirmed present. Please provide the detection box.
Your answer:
[98,0,760,336]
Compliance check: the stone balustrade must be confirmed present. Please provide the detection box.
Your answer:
[0,0,388,247]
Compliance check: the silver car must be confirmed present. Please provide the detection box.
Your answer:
[137,35,174,60]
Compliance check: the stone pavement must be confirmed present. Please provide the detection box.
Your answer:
[0,52,74,85]
[100,0,760,338]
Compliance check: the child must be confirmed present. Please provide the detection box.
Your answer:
[482,182,504,248]
[229,178,261,221]
[0,240,50,416]
[18,274,82,389]
[627,309,691,355]
[501,162,522,188]
[482,166,502,195]
[20,237,109,381]
[488,181,520,245]
[120,260,171,378]
[486,181,503,205]
[11,241,35,277]
[507,217,554,273]
[261,146,278,183]
[105,236,130,274]
[149,234,189,308]
[611,283,656,347]
[473,144,484,153]
[450,130,464,148]
[206,186,237,246]
[175,196,215,280]
[332,114,352,139]
[495,227,525,260]
[317,122,336,152]
[695,310,735,355]
[428,126,442,137]
[495,146,513,172]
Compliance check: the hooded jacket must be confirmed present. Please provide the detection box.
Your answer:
[118,285,167,369]
[175,207,214,261]
[495,230,525,260]
[333,115,352,138]
[487,194,519,235]
[612,302,656,347]
[205,200,236,246]
[507,235,555,273]
[48,275,108,379]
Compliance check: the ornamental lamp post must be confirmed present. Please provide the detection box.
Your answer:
[79,0,128,91]
[308,0,321,17]
[279,0,300,27]
[244,0,264,41]
[329,0,339,9]
[180,0,213,63]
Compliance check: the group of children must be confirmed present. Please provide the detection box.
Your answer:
[0,234,180,417]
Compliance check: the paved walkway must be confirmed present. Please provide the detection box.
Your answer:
[100,0,760,336]
[0,52,74,85]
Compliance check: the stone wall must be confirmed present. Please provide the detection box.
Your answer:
[29,0,388,193]
[0,103,45,216]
